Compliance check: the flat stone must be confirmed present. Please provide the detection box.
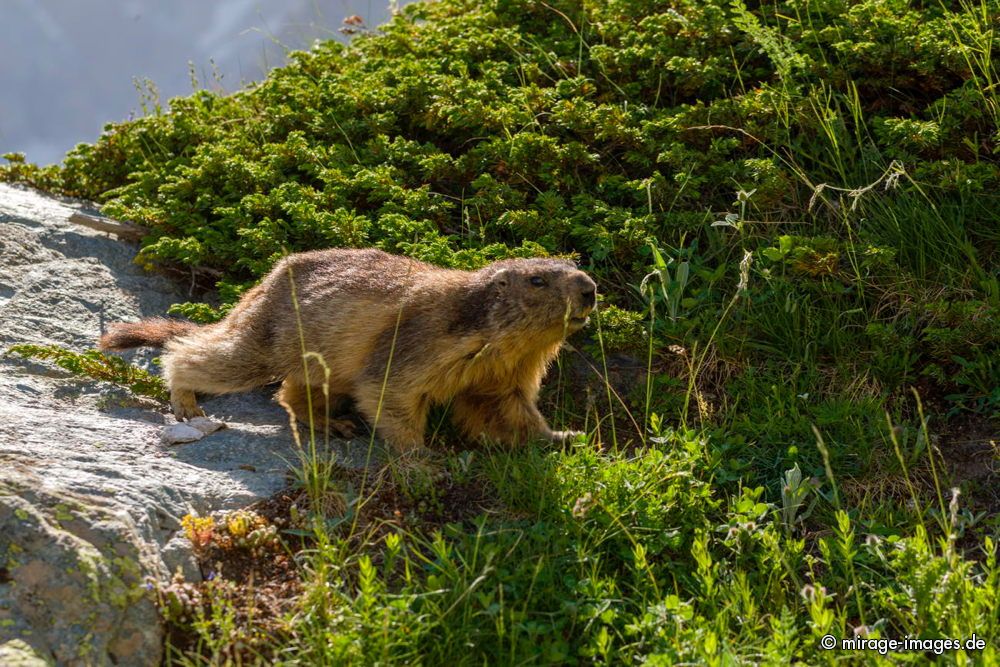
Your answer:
[160,423,205,445]
[186,416,226,435]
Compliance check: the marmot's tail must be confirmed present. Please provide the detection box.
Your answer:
[99,318,198,351]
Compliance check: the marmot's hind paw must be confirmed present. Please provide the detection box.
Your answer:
[170,390,206,421]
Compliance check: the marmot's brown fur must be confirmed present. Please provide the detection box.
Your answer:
[100,248,597,454]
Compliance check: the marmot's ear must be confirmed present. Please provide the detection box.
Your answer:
[490,267,511,288]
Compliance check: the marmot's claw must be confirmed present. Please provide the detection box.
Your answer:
[328,418,356,439]
[172,404,206,421]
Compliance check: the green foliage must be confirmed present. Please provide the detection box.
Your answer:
[3,0,996,319]
[5,344,168,401]
[589,303,646,354]
[919,299,1000,416]
[5,0,1000,662]
[285,434,999,665]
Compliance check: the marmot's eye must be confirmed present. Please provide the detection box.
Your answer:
[529,276,546,287]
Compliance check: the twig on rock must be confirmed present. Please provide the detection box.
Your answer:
[68,212,150,242]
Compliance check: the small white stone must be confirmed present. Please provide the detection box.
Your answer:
[161,423,204,445]
[186,416,226,435]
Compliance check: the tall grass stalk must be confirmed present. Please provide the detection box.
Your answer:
[680,250,752,427]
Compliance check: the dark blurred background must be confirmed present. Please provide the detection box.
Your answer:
[0,1,403,165]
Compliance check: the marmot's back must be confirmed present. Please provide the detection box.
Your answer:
[248,248,464,383]
[283,248,435,297]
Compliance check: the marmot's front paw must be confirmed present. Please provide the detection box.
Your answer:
[383,447,445,489]
[548,429,586,443]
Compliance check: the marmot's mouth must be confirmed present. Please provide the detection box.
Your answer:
[568,316,589,327]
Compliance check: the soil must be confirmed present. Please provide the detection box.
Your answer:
[163,460,503,661]
[937,415,1000,516]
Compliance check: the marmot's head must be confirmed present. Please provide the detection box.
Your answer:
[466,258,597,343]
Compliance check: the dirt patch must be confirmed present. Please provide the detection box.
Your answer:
[162,462,503,661]
[160,490,304,663]
[937,415,1000,516]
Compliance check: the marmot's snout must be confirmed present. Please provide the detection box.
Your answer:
[566,270,597,327]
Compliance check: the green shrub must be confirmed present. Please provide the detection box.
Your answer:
[5,344,168,401]
[3,0,995,325]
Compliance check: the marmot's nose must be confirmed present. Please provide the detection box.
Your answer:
[573,273,597,309]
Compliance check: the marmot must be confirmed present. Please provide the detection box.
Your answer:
[100,248,597,455]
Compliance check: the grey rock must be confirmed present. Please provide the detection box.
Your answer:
[159,535,200,583]
[0,184,366,665]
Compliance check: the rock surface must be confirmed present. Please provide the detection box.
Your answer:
[0,184,367,665]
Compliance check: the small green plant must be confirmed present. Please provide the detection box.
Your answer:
[779,463,819,535]
[5,344,168,401]
[641,241,692,323]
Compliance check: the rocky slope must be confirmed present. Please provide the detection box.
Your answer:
[0,184,354,665]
